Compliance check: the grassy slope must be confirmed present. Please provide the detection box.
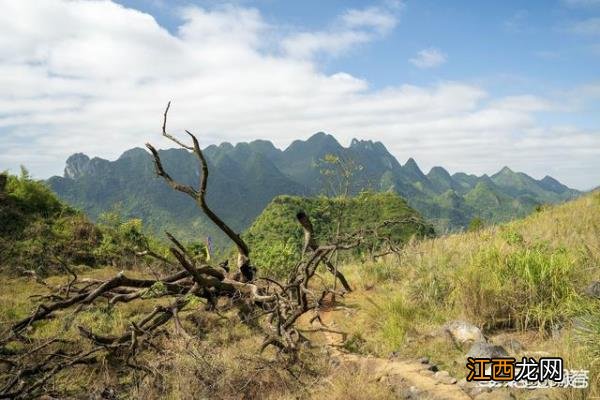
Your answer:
[1,190,598,399]
[333,191,600,398]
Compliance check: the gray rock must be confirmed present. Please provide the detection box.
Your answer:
[435,370,457,384]
[64,153,91,179]
[551,323,563,340]
[408,386,420,397]
[458,378,492,396]
[467,342,509,359]
[418,356,429,364]
[496,337,524,354]
[100,388,118,400]
[397,385,421,400]
[585,281,600,299]
[445,320,485,345]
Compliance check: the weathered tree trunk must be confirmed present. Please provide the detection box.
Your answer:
[296,211,352,292]
[0,173,7,193]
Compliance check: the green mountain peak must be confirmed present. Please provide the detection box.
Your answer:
[47,134,580,243]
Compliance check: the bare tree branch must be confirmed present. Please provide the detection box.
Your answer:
[147,102,250,272]
[161,101,193,150]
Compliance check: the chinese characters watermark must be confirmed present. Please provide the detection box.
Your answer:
[466,357,588,389]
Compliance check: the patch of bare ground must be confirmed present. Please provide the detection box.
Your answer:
[314,297,472,400]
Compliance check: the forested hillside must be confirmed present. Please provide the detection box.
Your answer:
[47,133,580,248]
[245,192,433,277]
[0,170,168,274]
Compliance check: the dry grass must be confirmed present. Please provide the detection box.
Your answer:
[336,191,600,398]
[1,192,598,398]
[0,267,329,399]
[309,363,397,400]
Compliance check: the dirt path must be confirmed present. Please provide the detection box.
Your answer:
[316,303,472,400]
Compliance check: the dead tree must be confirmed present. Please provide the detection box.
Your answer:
[0,173,7,193]
[148,101,251,278]
[0,103,419,399]
[296,211,352,292]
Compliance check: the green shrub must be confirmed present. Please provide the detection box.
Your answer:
[252,238,299,278]
[1,171,168,273]
[467,217,484,232]
[94,213,151,266]
[187,241,209,263]
[245,192,434,277]
[5,167,63,217]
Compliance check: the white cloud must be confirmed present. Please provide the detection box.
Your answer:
[409,48,447,68]
[0,0,598,190]
[489,95,556,112]
[282,5,399,59]
[341,6,398,33]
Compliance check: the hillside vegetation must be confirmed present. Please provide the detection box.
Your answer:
[0,171,170,274]
[328,190,600,398]
[1,166,597,399]
[245,191,434,277]
[46,133,579,247]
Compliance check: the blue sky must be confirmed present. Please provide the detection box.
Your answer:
[117,1,600,90]
[0,0,599,189]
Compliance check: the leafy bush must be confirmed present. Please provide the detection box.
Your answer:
[94,212,146,264]
[186,241,209,263]
[252,238,298,278]
[245,191,434,277]
[5,167,63,217]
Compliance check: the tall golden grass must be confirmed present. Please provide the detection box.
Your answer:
[341,191,600,397]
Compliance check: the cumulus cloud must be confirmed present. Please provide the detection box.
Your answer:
[409,48,447,68]
[0,0,598,190]
[281,4,399,59]
[489,95,557,112]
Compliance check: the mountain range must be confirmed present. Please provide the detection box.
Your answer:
[47,132,580,247]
